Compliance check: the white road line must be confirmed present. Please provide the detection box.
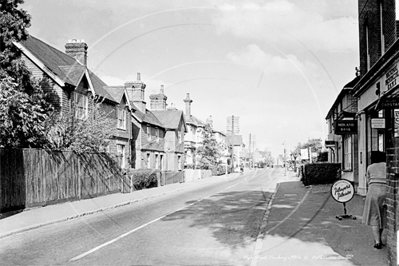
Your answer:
[70,179,245,262]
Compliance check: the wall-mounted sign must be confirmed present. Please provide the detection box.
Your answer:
[385,65,399,90]
[325,140,335,147]
[335,120,357,135]
[377,98,399,109]
[371,118,386,128]
[331,179,355,203]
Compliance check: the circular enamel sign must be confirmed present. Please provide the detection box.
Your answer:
[331,179,355,203]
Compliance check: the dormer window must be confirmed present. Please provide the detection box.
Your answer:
[155,128,159,142]
[74,92,88,120]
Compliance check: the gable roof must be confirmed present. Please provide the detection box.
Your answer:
[152,109,187,132]
[325,76,360,120]
[18,35,115,103]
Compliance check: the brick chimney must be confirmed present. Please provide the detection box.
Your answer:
[149,85,168,110]
[65,39,88,66]
[125,73,146,113]
[183,93,193,117]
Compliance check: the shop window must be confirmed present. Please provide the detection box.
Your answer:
[343,135,352,171]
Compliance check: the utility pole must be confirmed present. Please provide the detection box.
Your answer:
[231,115,234,172]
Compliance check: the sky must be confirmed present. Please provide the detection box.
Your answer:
[22,0,360,157]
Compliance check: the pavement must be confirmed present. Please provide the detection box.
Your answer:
[252,177,389,266]
[0,170,389,266]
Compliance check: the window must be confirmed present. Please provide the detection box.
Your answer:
[178,155,182,171]
[178,130,182,144]
[147,153,151,168]
[117,108,126,129]
[160,155,163,171]
[117,144,126,168]
[155,128,159,142]
[366,24,371,71]
[155,154,159,169]
[380,2,385,55]
[147,125,151,141]
[343,135,352,170]
[74,92,88,119]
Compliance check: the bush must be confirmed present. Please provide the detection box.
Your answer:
[302,163,340,186]
[215,164,231,175]
[127,169,159,190]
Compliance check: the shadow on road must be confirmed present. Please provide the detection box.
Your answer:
[161,189,273,250]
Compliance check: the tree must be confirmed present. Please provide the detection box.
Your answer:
[292,138,323,162]
[46,98,114,153]
[0,0,54,148]
[196,124,222,169]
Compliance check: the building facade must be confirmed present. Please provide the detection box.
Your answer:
[352,1,398,264]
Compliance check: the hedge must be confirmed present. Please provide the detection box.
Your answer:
[301,163,341,186]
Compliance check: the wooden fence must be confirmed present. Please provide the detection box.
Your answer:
[0,148,128,213]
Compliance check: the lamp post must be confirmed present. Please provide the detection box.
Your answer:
[283,141,287,176]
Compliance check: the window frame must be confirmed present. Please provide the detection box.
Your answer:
[74,92,89,120]
[117,108,127,130]
[343,135,352,171]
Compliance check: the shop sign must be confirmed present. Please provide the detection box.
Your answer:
[385,65,399,90]
[371,118,385,128]
[335,120,357,135]
[331,179,355,203]
[377,98,399,109]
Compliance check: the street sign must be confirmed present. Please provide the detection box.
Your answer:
[371,118,386,128]
[335,120,357,135]
[331,179,356,220]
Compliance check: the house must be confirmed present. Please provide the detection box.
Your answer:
[325,76,359,189]
[350,0,398,264]
[15,36,132,168]
[182,93,206,167]
[226,135,245,169]
[150,88,187,172]
[117,75,167,170]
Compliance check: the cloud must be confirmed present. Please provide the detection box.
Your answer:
[226,44,312,75]
[214,0,358,52]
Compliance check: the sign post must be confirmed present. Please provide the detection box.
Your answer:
[331,179,356,220]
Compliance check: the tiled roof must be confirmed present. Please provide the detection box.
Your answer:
[130,102,164,128]
[104,86,125,103]
[20,35,115,102]
[185,115,206,127]
[152,110,186,131]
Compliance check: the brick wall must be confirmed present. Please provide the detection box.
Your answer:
[385,109,398,266]
[358,0,396,76]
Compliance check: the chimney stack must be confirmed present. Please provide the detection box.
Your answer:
[125,73,146,113]
[149,85,167,110]
[65,39,88,66]
[183,93,193,117]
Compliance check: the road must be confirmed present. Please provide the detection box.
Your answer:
[0,168,295,266]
